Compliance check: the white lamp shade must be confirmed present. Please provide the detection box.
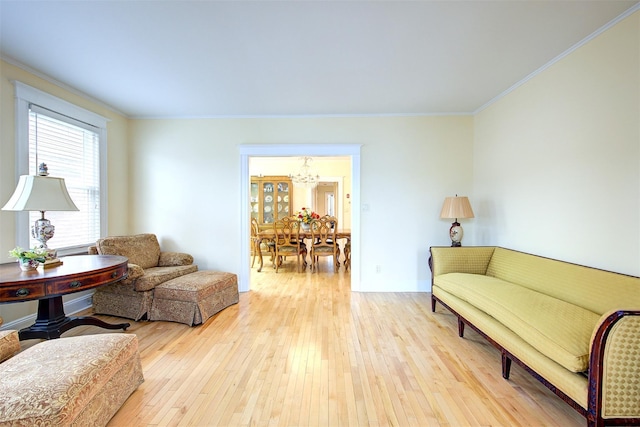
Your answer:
[2,175,79,212]
[440,196,474,219]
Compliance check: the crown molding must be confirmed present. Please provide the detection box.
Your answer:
[1,54,128,118]
[474,3,640,115]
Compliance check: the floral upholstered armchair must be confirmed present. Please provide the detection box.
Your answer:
[89,233,197,320]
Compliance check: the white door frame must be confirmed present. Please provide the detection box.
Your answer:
[314,177,343,227]
[239,144,361,292]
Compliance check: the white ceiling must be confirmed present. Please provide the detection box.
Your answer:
[1,1,638,118]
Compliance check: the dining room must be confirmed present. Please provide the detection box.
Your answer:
[249,155,352,276]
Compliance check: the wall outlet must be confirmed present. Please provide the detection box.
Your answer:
[376,265,381,273]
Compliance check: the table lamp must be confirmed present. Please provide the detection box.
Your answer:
[2,163,79,267]
[440,195,474,247]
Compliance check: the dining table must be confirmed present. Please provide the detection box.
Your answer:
[254,228,351,272]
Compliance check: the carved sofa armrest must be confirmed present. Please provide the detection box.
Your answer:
[158,251,194,267]
[588,309,640,426]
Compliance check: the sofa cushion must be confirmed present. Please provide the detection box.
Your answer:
[434,272,601,372]
[96,233,161,269]
[433,286,590,408]
[486,247,640,315]
[133,265,198,292]
[158,251,194,267]
[0,330,19,363]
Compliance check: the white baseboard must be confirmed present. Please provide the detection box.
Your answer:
[358,279,431,292]
[0,292,94,331]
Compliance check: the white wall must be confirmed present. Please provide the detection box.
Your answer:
[129,116,474,292]
[473,11,639,276]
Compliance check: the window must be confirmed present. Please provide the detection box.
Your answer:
[14,82,108,254]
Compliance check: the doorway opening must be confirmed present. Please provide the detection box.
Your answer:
[315,181,338,218]
[239,144,361,293]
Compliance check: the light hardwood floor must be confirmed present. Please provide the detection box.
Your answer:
[47,257,584,426]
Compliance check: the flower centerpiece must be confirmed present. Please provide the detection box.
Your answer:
[296,207,320,230]
[9,247,47,271]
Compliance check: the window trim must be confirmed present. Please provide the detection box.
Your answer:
[13,81,109,254]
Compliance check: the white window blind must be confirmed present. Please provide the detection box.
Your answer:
[28,105,101,250]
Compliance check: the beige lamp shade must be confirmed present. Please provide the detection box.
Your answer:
[2,175,79,212]
[440,196,474,220]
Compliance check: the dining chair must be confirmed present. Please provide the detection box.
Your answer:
[309,216,340,272]
[273,216,307,273]
[251,218,274,268]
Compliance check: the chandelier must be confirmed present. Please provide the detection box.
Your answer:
[289,157,319,188]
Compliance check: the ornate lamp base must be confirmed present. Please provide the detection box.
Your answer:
[32,214,63,268]
[449,221,464,247]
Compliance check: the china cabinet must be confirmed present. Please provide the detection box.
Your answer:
[250,176,293,226]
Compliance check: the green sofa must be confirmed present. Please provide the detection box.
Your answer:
[429,246,640,427]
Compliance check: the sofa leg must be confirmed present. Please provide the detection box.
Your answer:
[502,351,511,379]
[431,295,436,312]
[457,318,465,337]
[586,417,602,427]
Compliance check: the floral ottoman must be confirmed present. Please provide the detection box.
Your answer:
[0,332,143,426]
[149,271,239,325]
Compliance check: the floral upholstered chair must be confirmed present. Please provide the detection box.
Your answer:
[90,233,197,320]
